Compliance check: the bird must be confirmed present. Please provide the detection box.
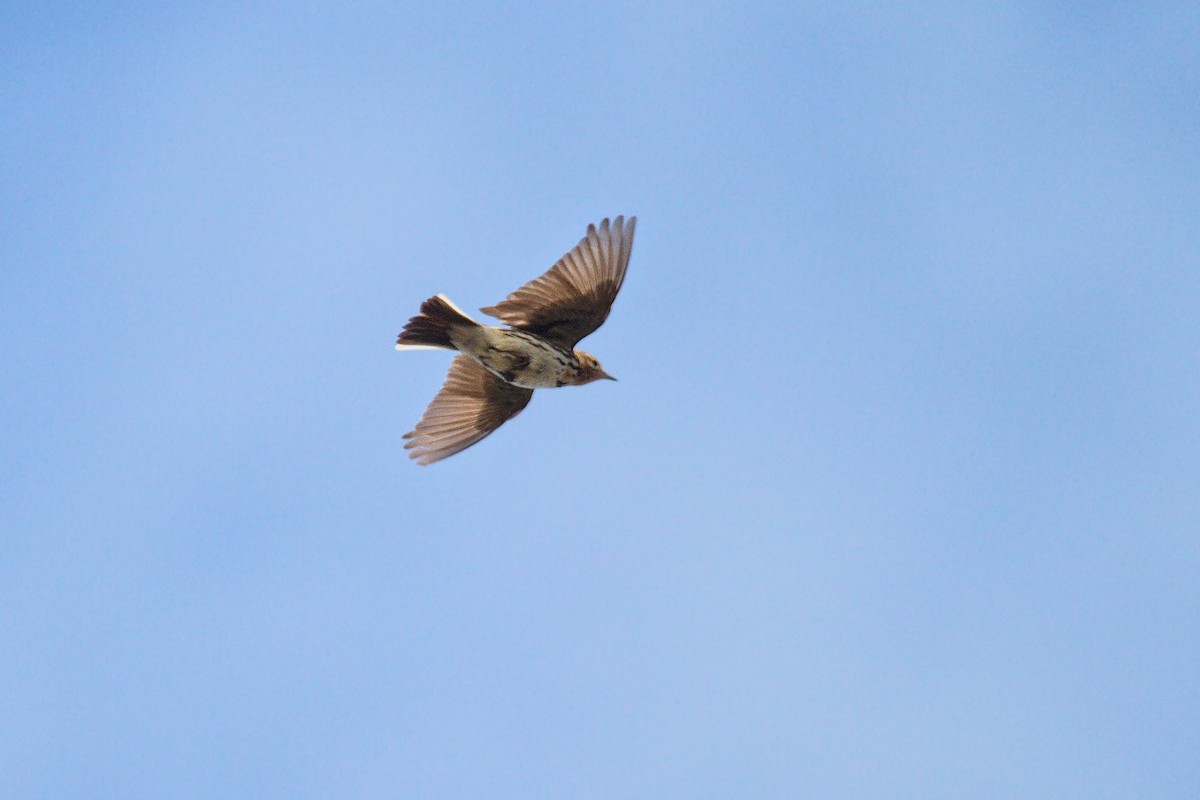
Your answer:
[395,215,637,465]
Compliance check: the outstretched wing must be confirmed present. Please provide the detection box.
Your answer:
[403,355,533,465]
[481,216,636,349]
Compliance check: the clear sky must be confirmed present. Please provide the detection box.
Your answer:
[2,3,1197,797]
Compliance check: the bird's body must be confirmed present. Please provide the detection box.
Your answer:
[395,216,636,465]
[468,328,593,389]
[400,294,611,389]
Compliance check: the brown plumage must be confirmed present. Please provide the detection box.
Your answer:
[481,216,635,349]
[396,216,637,465]
[401,355,533,465]
[396,295,479,349]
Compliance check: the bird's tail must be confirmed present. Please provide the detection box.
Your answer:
[395,294,480,351]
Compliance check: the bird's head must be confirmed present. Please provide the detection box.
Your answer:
[574,350,616,384]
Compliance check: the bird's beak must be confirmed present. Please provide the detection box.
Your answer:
[602,372,617,381]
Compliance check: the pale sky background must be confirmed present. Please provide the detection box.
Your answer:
[3,3,1198,798]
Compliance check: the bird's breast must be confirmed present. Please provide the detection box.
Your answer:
[462,328,580,389]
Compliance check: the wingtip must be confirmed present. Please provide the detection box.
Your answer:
[590,215,636,241]
[601,215,636,239]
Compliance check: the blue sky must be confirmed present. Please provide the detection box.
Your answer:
[2,3,1197,797]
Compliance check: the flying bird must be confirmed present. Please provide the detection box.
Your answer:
[395,216,637,465]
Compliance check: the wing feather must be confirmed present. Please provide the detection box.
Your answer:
[480,216,636,349]
[402,355,533,465]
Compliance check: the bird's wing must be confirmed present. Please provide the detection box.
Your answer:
[480,216,636,349]
[403,355,534,465]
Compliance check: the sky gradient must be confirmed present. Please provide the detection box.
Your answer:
[3,3,1198,797]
